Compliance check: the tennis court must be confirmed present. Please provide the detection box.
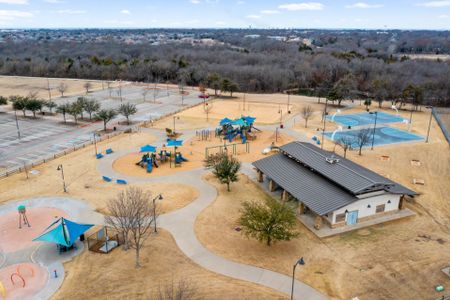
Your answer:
[327,111,406,127]
[324,127,424,147]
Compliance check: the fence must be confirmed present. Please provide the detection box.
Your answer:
[432,107,450,145]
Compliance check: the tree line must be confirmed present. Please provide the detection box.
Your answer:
[0,30,448,107]
[2,94,137,131]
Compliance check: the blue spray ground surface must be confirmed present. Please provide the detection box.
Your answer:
[324,127,424,147]
[327,111,406,127]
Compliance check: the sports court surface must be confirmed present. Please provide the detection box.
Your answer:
[324,127,424,147]
[327,111,406,127]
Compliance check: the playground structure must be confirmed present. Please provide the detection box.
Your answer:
[17,205,30,229]
[33,217,93,253]
[196,129,213,141]
[216,116,260,144]
[135,141,188,173]
[205,142,250,159]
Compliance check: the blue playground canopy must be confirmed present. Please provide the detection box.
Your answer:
[220,118,232,126]
[231,119,246,126]
[33,217,93,247]
[167,140,183,147]
[140,144,157,153]
[243,116,256,124]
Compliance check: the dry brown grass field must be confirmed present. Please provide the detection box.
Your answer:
[196,103,450,299]
[0,75,119,99]
[52,230,287,300]
[0,85,449,299]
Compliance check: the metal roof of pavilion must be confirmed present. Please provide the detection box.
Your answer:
[252,141,417,216]
[253,153,357,216]
[279,142,417,196]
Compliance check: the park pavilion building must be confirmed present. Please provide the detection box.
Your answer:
[252,142,417,236]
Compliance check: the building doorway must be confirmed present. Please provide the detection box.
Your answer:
[346,210,358,225]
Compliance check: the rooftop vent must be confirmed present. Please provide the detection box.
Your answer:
[325,155,340,164]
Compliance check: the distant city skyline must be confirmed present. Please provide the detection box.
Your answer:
[0,0,449,30]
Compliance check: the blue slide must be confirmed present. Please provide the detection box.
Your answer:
[146,158,153,173]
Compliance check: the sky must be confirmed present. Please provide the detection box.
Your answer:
[0,0,449,30]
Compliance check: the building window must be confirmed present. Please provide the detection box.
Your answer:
[376,204,385,214]
[335,213,346,223]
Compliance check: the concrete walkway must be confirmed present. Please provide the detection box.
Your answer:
[96,125,327,300]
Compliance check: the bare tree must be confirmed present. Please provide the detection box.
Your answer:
[105,187,157,268]
[153,278,197,300]
[336,136,353,158]
[107,82,113,97]
[355,129,371,155]
[27,90,38,100]
[142,88,149,102]
[117,84,123,102]
[57,82,68,97]
[153,78,161,103]
[83,82,93,94]
[301,105,314,128]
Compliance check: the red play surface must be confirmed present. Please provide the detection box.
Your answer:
[0,207,68,253]
[0,263,48,300]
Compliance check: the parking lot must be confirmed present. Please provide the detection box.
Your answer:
[0,83,203,176]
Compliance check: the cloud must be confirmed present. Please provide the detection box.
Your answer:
[261,9,280,14]
[120,9,131,15]
[416,0,450,7]
[216,21,227,25]
[438,14,450,18]
[346,2,384,8]
[44,0,64,3]
[246,14,261,19]
[278,2,324,11]
[237,0,245,4]
[0,0,28,4]
[55,9,86,14]
[0,9,32,20]
[190,0,201,3]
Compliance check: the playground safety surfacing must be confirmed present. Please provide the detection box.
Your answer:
[324,127,424,147]
[0,207,68,253]
[0,263,48,300]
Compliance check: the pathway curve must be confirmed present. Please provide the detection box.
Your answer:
[97,125,328,300]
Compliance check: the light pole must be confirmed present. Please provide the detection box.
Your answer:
[369,111,378,150]
[287,93,291,114]
[425,105,433,143]
[290,257,305,300]
[14,110,21,139]
[152,194,163,233]
[57,164,67,193]
[321,99,329,150]
[93,132,98,155]
[408,108,414,132]
[173,116,179,134]
[279,109,283,128]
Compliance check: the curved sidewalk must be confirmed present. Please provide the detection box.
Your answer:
[98,147,327,300]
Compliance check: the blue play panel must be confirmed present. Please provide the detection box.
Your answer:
[327,111,406,127]
[324,127,424,147]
